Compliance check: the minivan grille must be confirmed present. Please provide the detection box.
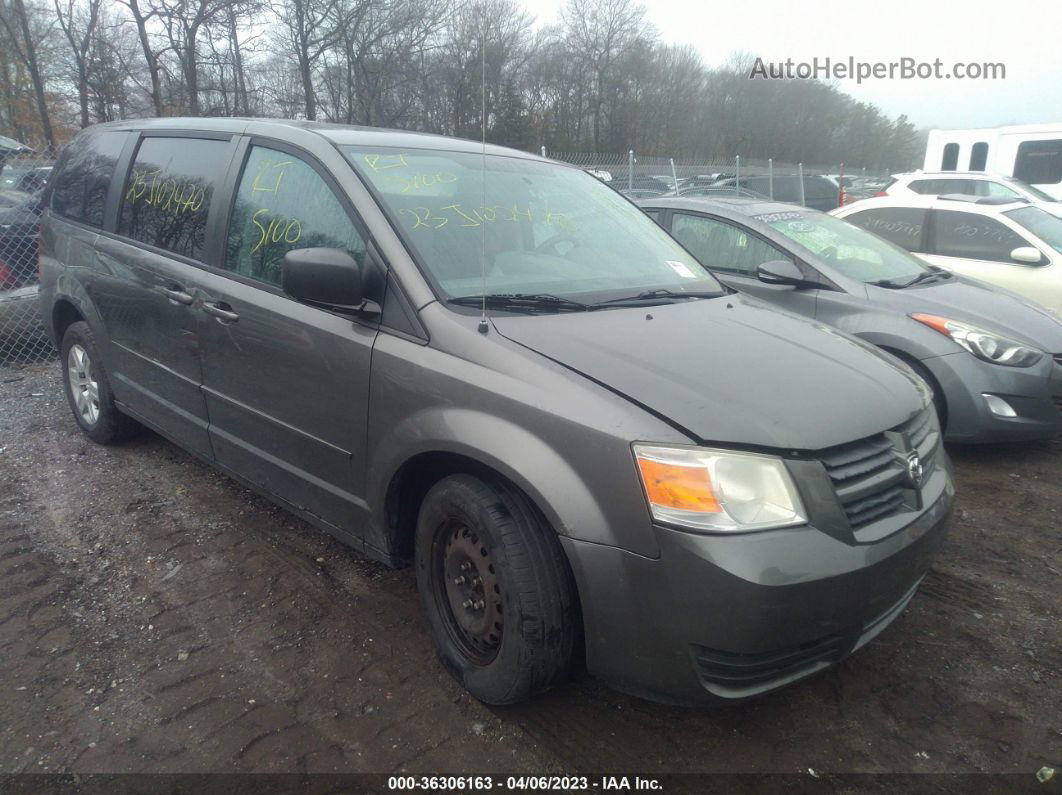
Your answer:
[817,409,936,529]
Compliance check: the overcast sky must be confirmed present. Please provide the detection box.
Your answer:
[532,0,1062,130]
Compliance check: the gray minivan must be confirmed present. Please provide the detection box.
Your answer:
[639,197,1062,443]
[40,119,953,706]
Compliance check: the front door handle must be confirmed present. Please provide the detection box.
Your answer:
[157,285,195,305]
[202,300,240,324]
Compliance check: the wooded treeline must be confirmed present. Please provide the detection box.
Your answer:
[0,0,922,168]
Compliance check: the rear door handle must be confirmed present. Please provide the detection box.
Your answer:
[157,285,195,305]
[202,300,240,324]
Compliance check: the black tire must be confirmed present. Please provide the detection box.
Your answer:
[60,321,141,444]
[901,355,948,432]
[415,473,577,705]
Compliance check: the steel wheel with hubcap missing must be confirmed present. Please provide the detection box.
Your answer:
[415,473,577,705]
[437,520,503,664]
[67,343,99,425]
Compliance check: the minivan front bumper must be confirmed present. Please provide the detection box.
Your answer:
[561,463,953,706]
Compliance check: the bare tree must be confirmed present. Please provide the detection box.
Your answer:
[0,0,57,145]
[53,0,101,127]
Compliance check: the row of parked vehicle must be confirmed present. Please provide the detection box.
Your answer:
[22,120,1062,709]
[598,169,892,210]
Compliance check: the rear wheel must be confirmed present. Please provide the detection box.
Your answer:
[415,474,577,705]
[60,321,140,444]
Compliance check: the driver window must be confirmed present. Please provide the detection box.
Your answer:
[671,213,791,275]
[226,146,366,287]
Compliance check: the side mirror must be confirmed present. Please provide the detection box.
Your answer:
[282,247,369,312]
[1010,246,1043,265]
[757,259,807,287]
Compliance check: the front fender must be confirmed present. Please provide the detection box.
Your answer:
[366,406,625,551]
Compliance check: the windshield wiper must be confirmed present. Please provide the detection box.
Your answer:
[870,268,952,289]
[595,288,724,307]
[447,293,590,312]
[901,268,952,287]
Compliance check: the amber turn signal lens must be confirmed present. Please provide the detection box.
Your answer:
[911,313,951,335]
[636,457,722,513]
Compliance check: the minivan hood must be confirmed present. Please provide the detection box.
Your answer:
[490,295,926,450]
[873,276,1062,350]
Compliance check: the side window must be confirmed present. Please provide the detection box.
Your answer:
[1014,139,1062,185]
[225,146,366,287]
[980,181,1021,199]
[931,210,1031,263]
[119,136,231,260]
[49,129,127,227]
[642,208,663,226]
[846,208,927,252]
[907,179,935,195]
[969,142,989,171]
[941,143,959,171]
[672,213,791,276]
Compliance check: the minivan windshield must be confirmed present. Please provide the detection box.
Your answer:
[1005,206,1062,253]
[758,210,930,285]
[344,147,722,303]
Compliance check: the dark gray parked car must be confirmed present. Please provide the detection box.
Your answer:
[639,197,1062,443]
[40,119,953,706]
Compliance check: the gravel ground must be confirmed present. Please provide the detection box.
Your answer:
[1,362,1060,783]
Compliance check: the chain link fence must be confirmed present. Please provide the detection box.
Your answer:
[545,149,893,203]
[1,145,56,367]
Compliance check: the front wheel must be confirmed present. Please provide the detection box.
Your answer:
[415,474,577,705]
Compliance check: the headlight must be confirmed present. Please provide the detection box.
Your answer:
[633,444,807,533]
[911,313,1043,367]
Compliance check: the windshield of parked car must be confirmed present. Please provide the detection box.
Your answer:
[343,147,722,303]
[757,210,928,284]
[1006,206,1062,253]
[1008,178,1057,202]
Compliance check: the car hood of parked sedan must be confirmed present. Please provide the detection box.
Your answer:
[875,275,1062,350]
[490,294,928,450]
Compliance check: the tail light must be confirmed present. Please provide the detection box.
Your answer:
[0,259,13,288]
[874,190,888,197]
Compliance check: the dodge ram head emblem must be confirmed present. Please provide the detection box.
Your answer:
[905,451,924,488]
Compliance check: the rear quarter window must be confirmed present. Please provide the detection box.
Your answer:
[49,129,128,227]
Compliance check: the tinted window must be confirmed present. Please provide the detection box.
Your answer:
[846,208,927,252]
[932,210,1032,263]
[1014,139,1062,185]
[941,143,959,171]
[49,129,127,227]
[119,136,231,260]
[225,146,366,287]
[909,178,976,195]
[671,213,791,276]
[980,181,1021,199]
[969,142,989,171]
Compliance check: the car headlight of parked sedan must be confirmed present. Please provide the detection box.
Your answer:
[633,444,807,533]
[911,313,1044,367]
